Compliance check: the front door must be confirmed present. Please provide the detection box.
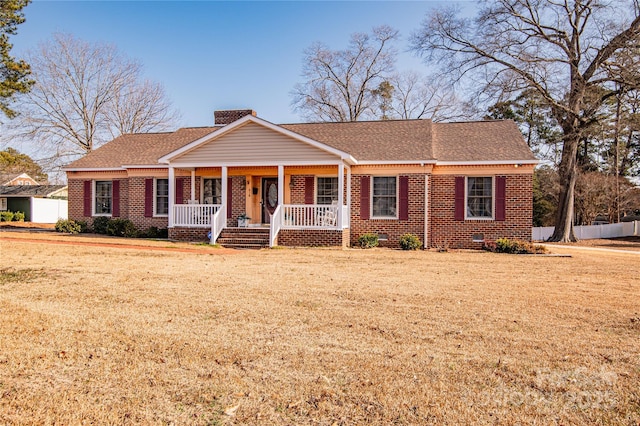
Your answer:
[261,178,278,223]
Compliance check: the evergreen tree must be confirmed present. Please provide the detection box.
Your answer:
[0,0,32,119]
[0,147,47,182]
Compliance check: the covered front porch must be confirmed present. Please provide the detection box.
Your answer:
[166,164,351,247]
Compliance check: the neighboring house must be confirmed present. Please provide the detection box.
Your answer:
[0,172,40,186]
[64,109,538,248]
[0,185,68,223]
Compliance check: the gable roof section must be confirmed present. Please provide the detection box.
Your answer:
[282,119,434,162]
[66,127,219,169]
[0,172,38,185]
[166,121,345,165]
[159,115,354,164]
[432,121,538,163]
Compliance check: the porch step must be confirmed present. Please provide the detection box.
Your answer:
[217,227,270,249]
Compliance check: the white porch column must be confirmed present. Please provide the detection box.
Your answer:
[337,163,344,228]
[277,165,284,205]
[190,170,196,201]
[221,166,228,216]
[168,166,175,227]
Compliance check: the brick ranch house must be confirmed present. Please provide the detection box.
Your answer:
[64,109,538,249]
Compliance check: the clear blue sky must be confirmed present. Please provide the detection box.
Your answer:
[12,0,474,127]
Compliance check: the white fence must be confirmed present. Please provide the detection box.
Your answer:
[32,198,68,223]
[533,221,640,241]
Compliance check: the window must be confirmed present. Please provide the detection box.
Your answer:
[203,178,222,204]
[94,181,112,215]
[372,176,397,217]
[467,177,493,218]
[155,178,169,216]
[316,177,338,205]
[0,198,6,211]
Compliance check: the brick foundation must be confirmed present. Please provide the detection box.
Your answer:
[277,229,349,247]
[169,227,210,242]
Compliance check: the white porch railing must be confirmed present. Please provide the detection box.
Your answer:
[210,205,227,244]
[270,205,283,247]
[173,204,220,227]
[280,204,347,229]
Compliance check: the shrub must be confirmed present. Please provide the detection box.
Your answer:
[92,216,110,234]
[399,233,421,250]
[140,226,168,239]
[1,211,14,222]
[358,233,379,249]
[106,218,138,238]
[55,219,81,234]
[484,238,547,254]
[12,211,25,221]
[76,220,89,233]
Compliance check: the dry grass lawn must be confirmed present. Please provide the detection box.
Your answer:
[1,232,639,425]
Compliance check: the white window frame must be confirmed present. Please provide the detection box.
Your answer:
[371,176,398,219]
[465,176,495,220]
[0,197,7,211]
[93,180,112,217]
[154,178,169,217]
[315,176,338,205]
[200,177,222,204]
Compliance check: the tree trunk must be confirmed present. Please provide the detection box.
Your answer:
[549,132,580,242]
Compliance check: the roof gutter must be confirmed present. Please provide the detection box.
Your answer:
[435,159,540,166]
[63,167,126,172]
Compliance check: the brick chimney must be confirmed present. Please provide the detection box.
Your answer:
[214,109,257,125]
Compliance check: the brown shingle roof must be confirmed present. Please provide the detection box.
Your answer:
[432,120,537,162]
[0,185,67,197]
[281,119,434,161]
[66,127,218,169]
[65,118,536,169]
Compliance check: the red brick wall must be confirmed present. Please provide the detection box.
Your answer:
[168,227,209,242]
[229,176,246,226]
[349,174,426,248]
[67,179,86,223]
[126,177,169,230]
[68,178,169,231]
[214,109,255,125]
[429,174,533,249]
[289,175,310,204]
[278,229,348,247]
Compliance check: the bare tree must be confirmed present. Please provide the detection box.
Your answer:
[388,71,468,122]
[410,1,640,242]
[8,33,178,172]
[106,79,176,138]
[575,171,639,224]
[292,26,399,122]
